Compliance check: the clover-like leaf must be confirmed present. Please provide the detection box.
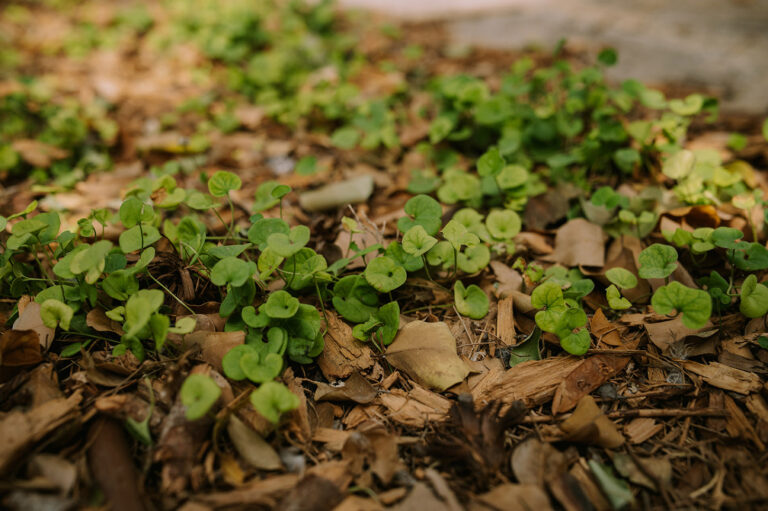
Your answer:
[605,267,638,290]
[668,94,703,116]
[496,164,528,190]
[180,374,221,421]
[457,244,490,274]
[185,191,217,210]
[207,170,242,197]
[102,270,139,301]
[364,256,407,293]
[651,281,712,329]
[485,209,521,240]
[375,301,400,345]
[242,305,270,328]
[402,225,438,257]
[262,290,299,319]
[710,227,744,250]
[531,281,565,310]
[124,289,165,339]
[397,194,442,236]
[662,150,695,180]
[560,329,591,356]
[332,275,379,323]
[222,345,254,381]
[442,219,479,251]
[257,247,284,280]
[734,243,768,271]
[267,225,310,258]
[169,316,196,335]
[40,299,73,330]
[241,351,283,383]
[385,241,424,272]
[210,256,252,287]
[454,281,489,320]
[252,181,282,212]
[638,243,678,279]
[740,274,768,318]
[250,381,300,424]
[149,313,170,352]
[70,240,113,284]
[119,225,161,254]
[477,147,504,176]
[119,197,154,228]
[606,285,631,310]
[247,217,289,251]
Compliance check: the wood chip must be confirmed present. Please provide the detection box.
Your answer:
[624,418,663,444]
[682,360,763,394]
[495,297,516,346]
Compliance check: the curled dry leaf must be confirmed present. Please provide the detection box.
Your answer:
[317,313,373,380]
[560,395,625,449]
[13,302,55,350]
[469,483,553,511]
[542,218,606,268]
[314,372,377,404]
[0,330,43,367]
[184,331,245,373]
[385,321,470,391]
[227,416,282,471]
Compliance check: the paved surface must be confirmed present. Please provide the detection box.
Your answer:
[340,0,768,113]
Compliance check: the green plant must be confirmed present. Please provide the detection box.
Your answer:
[651,281,711,329]
[454,281,489,319]
[180,374,221,420]
[250,381,300,424]
[531,281,590,355]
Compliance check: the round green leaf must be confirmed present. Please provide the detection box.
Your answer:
[560,329,591,356]
[364,256,407,293]
[402,225,438,257]
[606,285,631,310]
[397,194,442,236]
[638,244,678,279]
[651,281,712,329]
[262,290,299,319]
[210,256,252,287]
[740,274,768,318]
[250,381,300,424]
[252,181,282,212]
[180,374,221,421]
[477,147,504,176]
[208,171,242,197]
[485,209,521,240]
[457,244,490,274]
[40,299,73,330]
[442,219,479,251]
[454,281,489,320]
[119,225,161,254]
[267,225,310,258]
[531,281,565,309]
[710,227,744,249]
[241,352,283,383]
[221,344,256,381]
[662,150,695,180]
[496,164,528,190]
[605,267,638,290]
[247,218,289,250]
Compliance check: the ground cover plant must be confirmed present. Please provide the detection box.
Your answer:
[1,0,768,510]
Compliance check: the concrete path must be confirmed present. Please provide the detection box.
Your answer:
[340,0,768,113]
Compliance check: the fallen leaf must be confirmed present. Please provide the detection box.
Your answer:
[645,317,718,355]
[490,261,523,299]
[469,483,553,511]
[511,438,567,487]
[28,454,78,495]
[13,302,55,350]
[12,139,69,168]
[314,372,377,404]
[0,330,43,367]
[86,309,125,335]
[543,218,605,267]
[560,396,625,448]
[227,416,282,471]
[612,453,672,491]
[184,331,245,373]
[317,313,373,380]
[385,321,470,391]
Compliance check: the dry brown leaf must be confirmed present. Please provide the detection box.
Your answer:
[385,321,469,391]
[542,218,606,267]
[313,428,351,452]
[86,309,125,335]
[603,235,651,303]
[489,261,523,299]
[183,331,244,373]
[469,483,554,511]
[511,438,567,487]
[317,313,373,380]
[552,351,636,414]
[560,396,625,448]
[0,392,82,475]
[645,317,718,355]
[378,385,451,428]
[613,453,672,491]
[0,330,43,367]
[12,139,69,167]
[227,416,282,471]
[13,302,55,350]
[314,372,377,404]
